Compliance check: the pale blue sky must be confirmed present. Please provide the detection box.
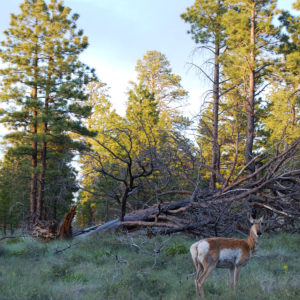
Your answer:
[0,0,298,119]
[63,0,200,116]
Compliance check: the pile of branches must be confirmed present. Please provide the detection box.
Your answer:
[78,138,299,238]
[184,137,300,236]
[30,139,299,240]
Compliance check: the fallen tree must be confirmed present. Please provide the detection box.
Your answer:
[31,139,300,240]
[74,138,300,238]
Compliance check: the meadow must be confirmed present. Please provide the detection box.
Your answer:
[0,231,299,300]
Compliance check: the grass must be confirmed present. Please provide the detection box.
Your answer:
[0,231,299,299]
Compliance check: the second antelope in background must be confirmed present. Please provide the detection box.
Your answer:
[190,213,263,297]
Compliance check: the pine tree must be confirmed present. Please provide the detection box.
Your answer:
[78,71,192,225]
[222,0,278,174]
[134,50,187,113]
[133,50,188,132]
[0,0,95,223]
[126,83,159,131]
[181,0,227,190]
[264,1,300,147]
[78,81,121,224]
[0,151,30,233]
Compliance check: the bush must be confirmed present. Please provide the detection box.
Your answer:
[163,241,189,256]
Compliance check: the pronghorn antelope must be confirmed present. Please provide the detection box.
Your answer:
[190,213,263,297]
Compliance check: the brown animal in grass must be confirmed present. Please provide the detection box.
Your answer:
[190,213,263,297]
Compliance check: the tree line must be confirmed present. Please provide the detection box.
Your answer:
[0,0,299,233]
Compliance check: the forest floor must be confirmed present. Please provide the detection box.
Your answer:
[0,230,299,300]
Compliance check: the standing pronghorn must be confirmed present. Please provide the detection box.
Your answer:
[190,213,263,297]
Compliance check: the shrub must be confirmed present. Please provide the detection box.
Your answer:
[163,242,189,256]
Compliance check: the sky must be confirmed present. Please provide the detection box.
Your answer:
[61,0,199,115]
[0,0,298,140]
[0,0,203,117]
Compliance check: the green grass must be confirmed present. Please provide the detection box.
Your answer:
[0,232,299,299]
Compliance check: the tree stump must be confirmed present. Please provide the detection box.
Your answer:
[57,204,77,239]
[31,205,77,240]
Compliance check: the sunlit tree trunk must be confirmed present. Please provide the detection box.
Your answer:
[245,1,256,175]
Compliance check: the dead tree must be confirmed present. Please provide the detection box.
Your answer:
[83,127,155,221]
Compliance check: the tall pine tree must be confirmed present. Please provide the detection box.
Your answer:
[181,0,227,190]
[134,50,187,115]
[0,0,95,223]
[264,0,300,147]
[222,0,278,174]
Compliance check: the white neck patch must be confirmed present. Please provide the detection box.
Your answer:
[251,225,258,237]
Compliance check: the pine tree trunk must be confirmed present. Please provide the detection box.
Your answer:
[210,35,220,191]
[30,116,38,221]
[37,95,49,219]
[30,25,39,224]
[30,84,38,221]
[38,57,52,220]
[245,1,256,175]
[37,122,47,220]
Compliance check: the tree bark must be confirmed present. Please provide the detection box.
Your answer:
[37,58,51,220]
[58,205,77,239]
[210,21,220,191]
[30,44,39,222]
[245,1,256,175]
[37,121,47,220]
[30,113,38,220]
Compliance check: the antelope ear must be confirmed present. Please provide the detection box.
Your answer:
[259,215,264,223]
[248,212,254,224]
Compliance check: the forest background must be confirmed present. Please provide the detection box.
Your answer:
[0,0,299,233]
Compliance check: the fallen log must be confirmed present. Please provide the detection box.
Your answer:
[73,200,192,238]
[121,221,177,228]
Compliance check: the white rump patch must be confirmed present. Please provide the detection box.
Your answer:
[190,240,210,263]
[219,248,241,264]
